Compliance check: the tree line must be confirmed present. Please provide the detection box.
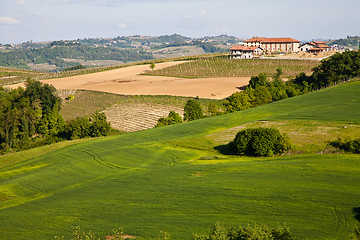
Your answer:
[0,80,111,154]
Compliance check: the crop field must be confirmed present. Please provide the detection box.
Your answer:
[148,58,320,78]
[0,82,359,239]
[0,67,44,85]
[1,54,226,86]
[60,90,222,131]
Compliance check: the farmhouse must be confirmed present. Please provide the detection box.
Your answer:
[229,45,263,59]
[245,37,301,53]
[299,41,330,53]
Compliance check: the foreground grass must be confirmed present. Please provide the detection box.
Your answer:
[0,82,359,239]
[147,58,320,78]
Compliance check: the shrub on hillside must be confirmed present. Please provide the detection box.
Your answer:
[233,127,290,157]
[156,111,183,127]
[193,222,293,240]
[330,138,360,154]
[207,102,224,116]
[64,112,110,139]
[184,99,203,121]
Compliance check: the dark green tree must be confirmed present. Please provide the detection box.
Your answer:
[184,99,203,121]
[248,72,269,89]
[233,128,290,157]
[89,112,111,137]
[156,111,183,127]
[224,91,252,113]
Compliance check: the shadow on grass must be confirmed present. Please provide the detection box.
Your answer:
[214,141,238,156]
[354,207,360,222]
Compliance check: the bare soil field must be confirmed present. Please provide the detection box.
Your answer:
[9,61,249,100]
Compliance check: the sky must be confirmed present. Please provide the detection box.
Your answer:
[0,0,359,44]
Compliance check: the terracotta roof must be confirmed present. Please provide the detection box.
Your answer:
[262,38,301,43]
[316,44,330,48]
[309,48,325,51]
[301,41,330,49]
[245,37,300,43]
[245,37,265,43]
[312,41,326,44]
[229,45,246,50]
[300,42,316,47]
[230,46,261,51]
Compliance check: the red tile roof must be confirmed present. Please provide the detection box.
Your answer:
[309,48,325,51]
[262,38,301,43]
[313,41,326,44]
[245,37,265,43]
[229,45,246,50]
[230,46,261,51]
[245,37,300,43]
[301,41,330,49]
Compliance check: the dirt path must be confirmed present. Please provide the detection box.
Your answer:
[8,61,249,99]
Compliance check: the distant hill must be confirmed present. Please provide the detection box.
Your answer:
[0,34,243,72]
[326,36,360,50]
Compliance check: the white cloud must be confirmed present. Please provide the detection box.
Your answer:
[0,17,20,25]
[182,13,192,19]
[198,10,206,17]
[17,0,26,5]
[118,22,127,29]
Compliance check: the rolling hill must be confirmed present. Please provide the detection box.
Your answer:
[0,81,359,239]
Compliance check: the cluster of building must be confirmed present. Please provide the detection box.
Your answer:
[229,37,331,59]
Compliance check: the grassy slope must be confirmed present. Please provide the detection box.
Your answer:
[0,82,360,239]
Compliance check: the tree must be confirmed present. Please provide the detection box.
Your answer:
[251,86,272,106]
[150,62,155,71]
[233,127,290,157]
[89,112,111,137]
[248,72,269,89]
[273,67,283,81]
[224,91,252,113]
[208,102,223,116]
[183,99,203,121]
[156,111,183,127]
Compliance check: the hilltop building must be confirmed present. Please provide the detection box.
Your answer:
[229,46,263,59]
[229,36,301,58]
[245,37,301,53]
[299,41,330,53]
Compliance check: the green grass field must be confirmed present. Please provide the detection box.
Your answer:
[0,82,360,239]
[147,58,320,78]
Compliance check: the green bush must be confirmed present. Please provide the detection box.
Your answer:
[193,222,293,240]
[184,99,203,121]
[207,102,224,116]
[233,127,290,157]
[155,111,183,127]
[64,113,110,139]
[330,138,360,154]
